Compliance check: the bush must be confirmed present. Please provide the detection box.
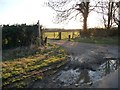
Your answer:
[2,24,38,50]
[80,27,118,38]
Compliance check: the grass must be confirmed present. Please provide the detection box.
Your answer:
[44,32,80,39]
[71,37,119,45]
[44,32,119,45]
[1,44,67,88]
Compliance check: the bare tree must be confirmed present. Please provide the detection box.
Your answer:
[46,0,99,32]
[107,1,114,29]
[76,1,90,31]
[94,0,119,29]
[113,1,120,30]
[95,0,115,29]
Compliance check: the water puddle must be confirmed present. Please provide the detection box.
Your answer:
[56,69,80,86]
[55,58,120,87]
[89,59,120,82]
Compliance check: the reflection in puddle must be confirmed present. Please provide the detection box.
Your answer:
[88,59,120,85]
[56,59,120,87]
[99,59,120,75]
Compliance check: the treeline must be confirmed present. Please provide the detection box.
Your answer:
[2,24,39,50]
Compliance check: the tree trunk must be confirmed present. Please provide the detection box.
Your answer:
[107,2,111,29]
[83,16,88,31]
[83,2,89,31]
[81,15,88,38]
[118,2,120,38]
[107,2,114,29]
[118,21,120,37]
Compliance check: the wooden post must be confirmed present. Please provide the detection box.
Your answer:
[68,35,71,41]
[44,37,47,45]
[37,20,44,46]
[59,32,61,40]
[37,20,41,46]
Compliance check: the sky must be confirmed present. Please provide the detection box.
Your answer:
[0,0,105,29]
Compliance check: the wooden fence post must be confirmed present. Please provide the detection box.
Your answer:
[68,35,71,41]
[37,20,44,46]
[37,20,41,46]
[59,32,61,40]
[44,37,47,45]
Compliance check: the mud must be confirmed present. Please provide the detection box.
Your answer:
[31,40,120,88]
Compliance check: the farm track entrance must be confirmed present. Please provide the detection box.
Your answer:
[43,29,80,40]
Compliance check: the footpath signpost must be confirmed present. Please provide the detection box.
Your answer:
[37,20,45,46]
[37,20,42,46]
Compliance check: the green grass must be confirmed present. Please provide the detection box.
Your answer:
[44,32,119,45]
[1,44,67,88]
[44,31,119,45]
[71,37,119,45]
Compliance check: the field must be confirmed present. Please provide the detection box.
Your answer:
[1,44,67,88]
[44,32,80,39]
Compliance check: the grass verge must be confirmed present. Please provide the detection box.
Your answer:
[1,44,67,88]
[71,37,119,45]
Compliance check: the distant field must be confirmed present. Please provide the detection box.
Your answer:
[44,32,80,39]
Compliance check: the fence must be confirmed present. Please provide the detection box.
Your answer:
[44,29,80,40]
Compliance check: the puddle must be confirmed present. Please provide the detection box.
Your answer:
[31,58,120,88]
[55,59,120,87]
[56,68,80,86]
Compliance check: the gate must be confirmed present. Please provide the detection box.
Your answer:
[44,29,80,40]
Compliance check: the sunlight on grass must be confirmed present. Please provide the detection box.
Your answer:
[44,32,79,39]
[1,44,67,88]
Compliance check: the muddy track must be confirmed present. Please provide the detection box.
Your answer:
[31,40,120,88]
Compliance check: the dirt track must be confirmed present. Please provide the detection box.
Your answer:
[51,40,119,57]
[31,40,119,88]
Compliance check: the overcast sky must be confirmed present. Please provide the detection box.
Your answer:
[0,0,106,29]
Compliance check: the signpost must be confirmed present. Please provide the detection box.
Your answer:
[37,20,41,46]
